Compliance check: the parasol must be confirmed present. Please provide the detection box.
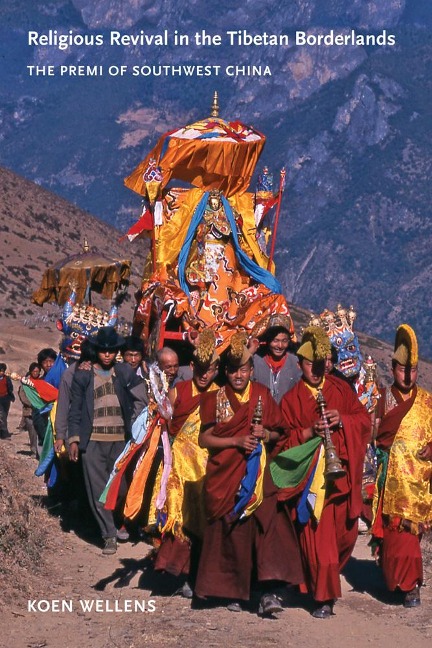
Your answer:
[124,92,266,199]
[32,240,131,306]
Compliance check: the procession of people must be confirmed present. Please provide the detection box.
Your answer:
[3,312,431,619]
[3,96,430,621]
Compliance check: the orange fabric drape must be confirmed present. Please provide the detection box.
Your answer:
[123,423,161,520]
[124,129,265,198]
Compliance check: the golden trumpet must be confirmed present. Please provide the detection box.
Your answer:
[316,389,346,481]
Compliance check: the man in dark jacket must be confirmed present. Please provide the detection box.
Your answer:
[68,327,147,554]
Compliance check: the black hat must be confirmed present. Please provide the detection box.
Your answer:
[122,336,144,354]
[88,326,125,350]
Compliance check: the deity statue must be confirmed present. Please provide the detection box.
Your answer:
[185,190,246,295]
[135,187,294,352]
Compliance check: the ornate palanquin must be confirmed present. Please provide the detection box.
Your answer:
[124,94,295,352]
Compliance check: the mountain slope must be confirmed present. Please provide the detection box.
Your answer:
[0,1,431,349]
[0,165,147,326]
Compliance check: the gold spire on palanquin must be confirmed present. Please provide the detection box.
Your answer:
[210,91,219,118]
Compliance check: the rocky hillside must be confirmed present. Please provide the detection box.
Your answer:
[0,165,147,328]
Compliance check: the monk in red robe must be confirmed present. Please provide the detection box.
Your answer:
[194,333,303,616]
[154,343,219,596]
[277,327,370,618]
[372,324,432,608]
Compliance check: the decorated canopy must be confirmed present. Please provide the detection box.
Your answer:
[124,94,265,199]
[32,244,131,307]
[123,94,295,351]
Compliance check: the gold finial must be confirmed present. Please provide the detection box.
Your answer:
[83,237,89,252]
[210,91,219,118]
[252,395,263,425]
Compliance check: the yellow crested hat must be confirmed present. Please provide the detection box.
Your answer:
[192,329,219,368]
[392,324,418,366]
[297,326,331,362]
[226,331,252,367]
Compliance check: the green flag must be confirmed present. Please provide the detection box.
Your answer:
[270,436,321,489]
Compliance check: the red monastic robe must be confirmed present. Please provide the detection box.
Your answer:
[194,381,304,601]
[374,385,429,592]
[169,380,202,436]
[280,375,370,602]
[155,379,209,578]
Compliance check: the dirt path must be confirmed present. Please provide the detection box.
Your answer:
[3,405,432,648]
